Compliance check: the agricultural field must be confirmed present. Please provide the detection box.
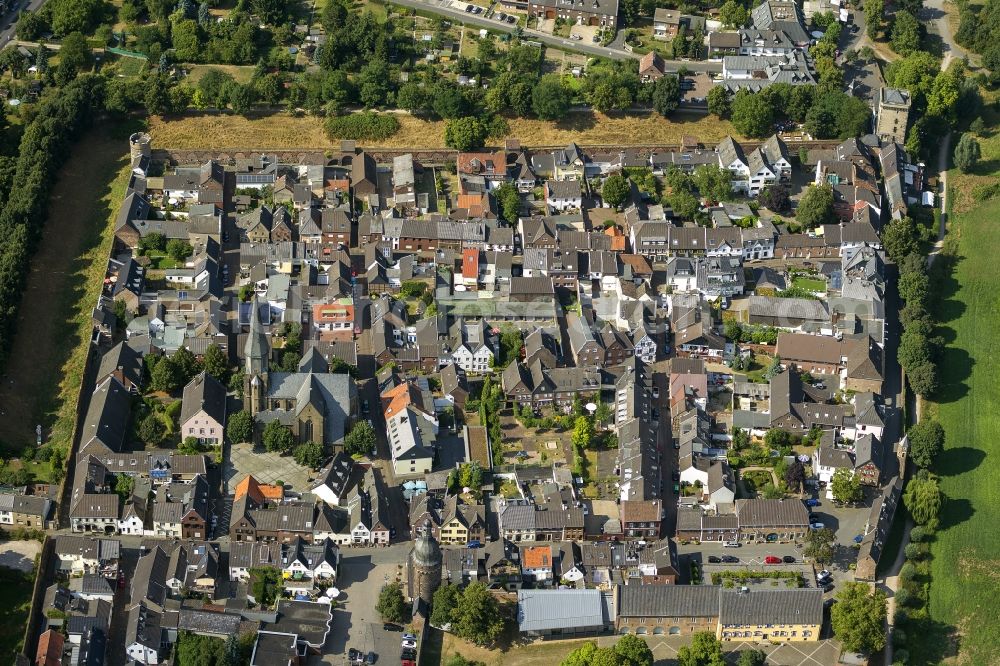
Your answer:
[913,195,1000,664]
[149,109,740,150]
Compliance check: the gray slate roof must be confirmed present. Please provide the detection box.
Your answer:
[618,584,720,617]
[719,588,823,626]
[517,589,608,632]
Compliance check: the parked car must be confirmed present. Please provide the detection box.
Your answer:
[824,598,838,609]
[402,633,417,642]
[402,661,417,666]
[571,33,582,40]
[401,649,417,660]
[465,4,473,10]
[817,569,832,579]
[672,470,680,481]
[721,555,739,563]
[652,386,659,398]
[822,582,835,593]
[723,541,741,548]
[810,522,825,530]
[765,556,781,564]
[366,652,377,665]
[806,499,820,507]
[708,556,721,563]
[467,540,482,548]
[384,623,402,632]
[401,640,417,650]
[782,555,796,564]
[349,648,361,662]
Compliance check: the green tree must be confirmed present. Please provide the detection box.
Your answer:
[904,471,943,528]
[954,133,981,173]
[227,410,254,444]
[677,631,725,666]
[229,83,257,116]
[262,420,295,454]
[730,90,774,138]
[151,356,183,392]
[137,413,166,444]
[250,567,283,606]
[719,0,748,27]
[115,473,135,503]
[49,0,105,36]
[494,182,521,223]
[804,527,836,563]
[908,419,945,469]
[497,325,524,368]
[784,459,806,491]
[172,18,202,62]
[602,173,631,208]
[572,416,594,450]
[172,347,201,384]
[431,583,461,627]
[344,420,377,456]
[179,436,205,454]
[737,649,767,666]
[764,428,791,450]
[451,582,505,646]
[16,11,48,41]
[166,238,193,261]
[445,656,486,666]
[864,0,883,38]
[881,216,919,263]
[890,10,922,55]
[795,184,835,228]
[293,441,325,469]
[831,468,863,504]
[561,642,600,666]
[614,634,653,666]
[707,86,731,118]
[692,165,733,202]
[759,184,790,212]
[459,461,484,493]
[651,74,681,117]
[532,74,571,120]
[202,343,229,382]
[444,117,487,151]
[55,32,93,85]
[831,582,888,653]
[376,582,408,623]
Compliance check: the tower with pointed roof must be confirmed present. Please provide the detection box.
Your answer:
[244,294,270,415]
[411,518,442,611]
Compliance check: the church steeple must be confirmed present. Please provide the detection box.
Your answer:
[245,293,269,375]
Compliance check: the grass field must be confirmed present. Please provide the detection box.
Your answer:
[791,276,826,293]
[148,109,741,150]
[0,566,34,662]
[185,64,256,84]
[910,196,1000,664]
[945,103,1000,213]
[0,128,131,460]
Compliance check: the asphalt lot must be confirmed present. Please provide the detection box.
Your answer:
[312,544,414,665]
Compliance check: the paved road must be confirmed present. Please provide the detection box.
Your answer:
[0,0,49,47]
[392,0,723,72]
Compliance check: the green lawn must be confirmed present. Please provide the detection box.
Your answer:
[0,566,34,662]
[791,276,826,293]
[911,196,1000,664]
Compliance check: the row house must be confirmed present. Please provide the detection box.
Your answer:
[498,500,585,542]
[409,494,488,545]
[501,360,602,407]
[0,493,52,529]
[528,0,619,27]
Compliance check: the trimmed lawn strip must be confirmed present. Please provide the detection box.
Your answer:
[914,196,1000,664]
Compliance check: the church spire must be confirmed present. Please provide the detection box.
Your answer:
[245,293,269,375]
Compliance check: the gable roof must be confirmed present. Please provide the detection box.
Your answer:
[180,371,227,426]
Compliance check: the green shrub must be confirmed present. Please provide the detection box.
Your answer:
[325,112,400,141]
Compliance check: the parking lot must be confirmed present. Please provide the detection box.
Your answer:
[312,544,415,665]
[225,441,315,496]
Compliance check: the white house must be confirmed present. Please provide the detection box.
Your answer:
[545,180,583,212]
[119,502,149,536]
[229,542,281,582]
[450,319,495,374]
[718,137,751,193]
[746,147,778,196]
[310,453,354,507]
[813,443,854,487]
[179,372,227,446]
[125,603,162,665]
[282,538,339,583]
[388,407,436,477]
